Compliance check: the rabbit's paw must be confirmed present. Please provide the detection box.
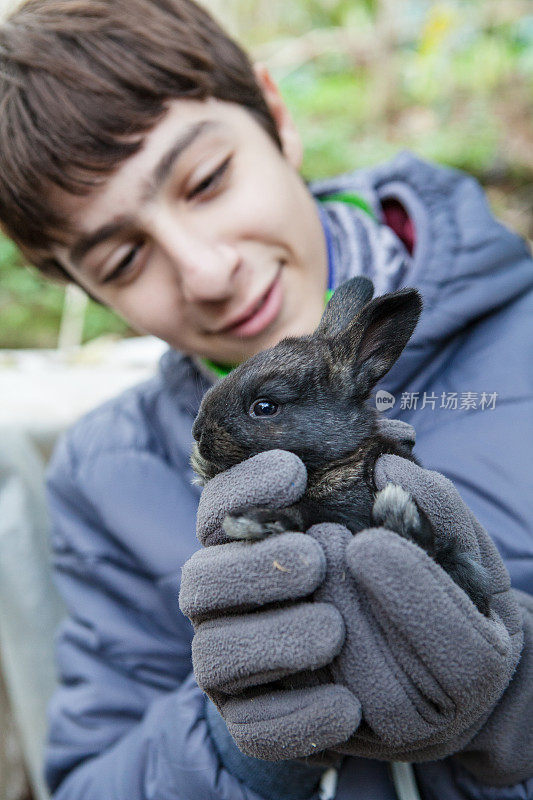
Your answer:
[372,483,429,546]
[222,507,302,541]
[372,483,491,616]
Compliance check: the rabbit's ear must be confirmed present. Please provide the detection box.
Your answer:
[337,288,422,397]
[316,276,375,338]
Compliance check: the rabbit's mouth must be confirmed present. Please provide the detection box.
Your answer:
[190,442,222,485]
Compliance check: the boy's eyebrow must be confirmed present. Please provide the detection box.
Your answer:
[69,119,220,268]
[141,119,220,204]
[69,215,136,266]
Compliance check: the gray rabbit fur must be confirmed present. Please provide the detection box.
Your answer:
[191,277,491,614]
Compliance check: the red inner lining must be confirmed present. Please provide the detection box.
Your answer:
[381,198,416,256]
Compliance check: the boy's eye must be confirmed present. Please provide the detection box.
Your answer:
[249,399,280,418]
[187,156,231,200]
[102,242,144,284]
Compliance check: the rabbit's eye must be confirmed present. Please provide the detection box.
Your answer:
[249,399,280,418]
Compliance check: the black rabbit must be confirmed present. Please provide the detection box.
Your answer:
[191,277,491,614]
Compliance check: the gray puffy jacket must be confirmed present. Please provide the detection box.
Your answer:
[45,153,533,799]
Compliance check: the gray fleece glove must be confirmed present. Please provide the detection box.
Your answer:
[179,420,526,782]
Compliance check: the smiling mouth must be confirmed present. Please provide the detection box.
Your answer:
[220,267,283,338]
[223,292,267,331]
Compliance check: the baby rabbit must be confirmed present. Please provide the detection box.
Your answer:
[192,277,491,615]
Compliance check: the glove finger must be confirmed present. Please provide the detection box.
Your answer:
[466,509,511,589]
[192,602,344,693]
[197,450,307,546]
[374,455,479,557]
[465,510,522,637]
[221,684,362,760]
[179,532,326,620]
[308,522,453,748]
[344,529,515,746]
[376,418,416,449]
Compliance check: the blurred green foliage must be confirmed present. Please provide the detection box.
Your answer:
[1,0,532,348]
[277,1,533,180]
[0,241,130,348]
[0,238,64,349]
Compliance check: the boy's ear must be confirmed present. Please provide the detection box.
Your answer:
[316,276,375,338]
[337,288,423,397]
[254,63,303,169]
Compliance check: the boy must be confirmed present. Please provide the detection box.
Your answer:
[0,1,532,798]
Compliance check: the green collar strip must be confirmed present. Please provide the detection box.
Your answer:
[320,191,377,221]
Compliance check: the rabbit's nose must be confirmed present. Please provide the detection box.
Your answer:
[192,417,201,441]
[193,425,213,457]
[192,412,208,442]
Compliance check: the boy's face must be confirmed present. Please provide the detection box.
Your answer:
[55,70,328,364]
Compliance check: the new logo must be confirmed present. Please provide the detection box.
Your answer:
[375,390,396,410]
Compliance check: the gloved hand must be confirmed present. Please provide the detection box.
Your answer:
[181,447,362,756]
[179,420,524,775]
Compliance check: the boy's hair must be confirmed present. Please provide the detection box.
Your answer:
[0,0,281,281]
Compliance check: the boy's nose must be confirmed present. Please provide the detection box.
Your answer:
[179,242,241,304]
[155,213,241,302]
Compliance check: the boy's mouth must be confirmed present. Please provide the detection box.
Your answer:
[220,267,283,338]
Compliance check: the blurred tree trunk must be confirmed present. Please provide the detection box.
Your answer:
[370,0,400,123]
[0,656,33,800]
